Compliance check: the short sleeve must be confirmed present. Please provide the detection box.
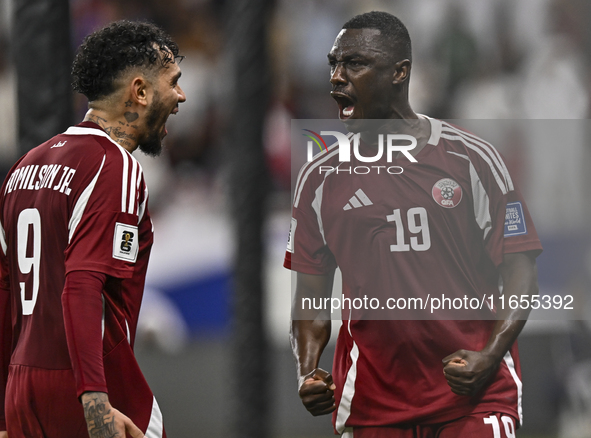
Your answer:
[472,150,543,267]
[65,145,146,279]
[284,169,336,274]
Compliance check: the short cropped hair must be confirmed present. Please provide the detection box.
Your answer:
[342,11,412,62]
[72,20,180,101]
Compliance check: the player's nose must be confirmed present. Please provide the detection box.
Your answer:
[330,63,347,86]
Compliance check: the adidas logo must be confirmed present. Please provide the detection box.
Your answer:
[343,189,373,210]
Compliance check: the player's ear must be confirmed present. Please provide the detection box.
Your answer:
[130,76,149,107]
[392,59,411,85]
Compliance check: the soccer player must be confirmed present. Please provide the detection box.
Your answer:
[286,11,542,437]
[0,21,186,438]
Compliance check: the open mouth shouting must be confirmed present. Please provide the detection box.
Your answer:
[331,91,356,120]
[164,106,180,136]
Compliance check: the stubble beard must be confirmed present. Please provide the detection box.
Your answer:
[138,91,166,157]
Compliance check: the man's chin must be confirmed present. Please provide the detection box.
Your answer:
[342,118,392,134]
[138,140,163,157]
[342,117,371,133]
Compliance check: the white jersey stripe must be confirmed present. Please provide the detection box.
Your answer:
[64,126,140,212]
[425,116,442,145]
[442,123,514,192]
[441,133,508,195]
[294,133,353,208]
[294,147,339,208]
[469,160,493,240]
[145,396,164,438]
[0,220,6,255]
[441,123,514,192]
[125,319,131,344]
[293,135,348,200]
[503,351,523,425]
[136,166,143,215]
[128,158,138,214]
[118,147,129,213]
[448,151,493,240]
[138,186,148,224]
[101,295,106,340]
[311,181,328,245]
[68,155,106,243]
[64,126,117,142]
[441,125,507,188]
[335,318,359,433]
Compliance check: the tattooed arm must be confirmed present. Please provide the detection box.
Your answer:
[81,392,145,438]
[62,272,144,437]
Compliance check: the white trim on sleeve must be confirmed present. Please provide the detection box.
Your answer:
[145,396,164,438]
[68,155,106,243]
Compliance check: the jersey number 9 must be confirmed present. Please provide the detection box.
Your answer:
[17,208,41,315]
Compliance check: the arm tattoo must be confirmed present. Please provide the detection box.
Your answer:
[83,393,119,438]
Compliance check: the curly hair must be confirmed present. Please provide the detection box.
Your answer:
[72,20,180,102]
[343,11,412,62]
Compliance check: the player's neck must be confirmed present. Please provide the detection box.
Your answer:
[359,115,431,157]
[83,109,139,153]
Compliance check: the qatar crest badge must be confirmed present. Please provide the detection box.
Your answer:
[432,178,462,208]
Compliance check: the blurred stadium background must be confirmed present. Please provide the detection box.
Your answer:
[1,0,591,436]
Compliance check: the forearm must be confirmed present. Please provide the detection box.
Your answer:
[62,270,108,397]
[480,319,526,366]
[0,284,10,432]
[291,319,331,379]
[290,271,335,381]
[483,252,539,362]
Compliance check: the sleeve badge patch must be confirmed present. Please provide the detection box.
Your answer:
[504,202,527,237]
[113,222,139,262]
[287,217,297,253]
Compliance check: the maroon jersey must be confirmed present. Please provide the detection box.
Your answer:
[285,118,542,432]
[0,122,163,435]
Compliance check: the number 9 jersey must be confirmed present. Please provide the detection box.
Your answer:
[0,122,163,436]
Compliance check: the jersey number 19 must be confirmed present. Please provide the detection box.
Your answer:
[387,207,431,252]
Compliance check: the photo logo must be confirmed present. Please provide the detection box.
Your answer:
[302,130,328,161]
[303,129,417,163]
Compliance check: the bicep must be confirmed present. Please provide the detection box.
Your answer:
[498,252,539,295]
[295,271,335,298]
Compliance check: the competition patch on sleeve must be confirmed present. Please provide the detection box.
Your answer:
[113,222,139,262]
[287,217,297,253]
[504,202,527,237]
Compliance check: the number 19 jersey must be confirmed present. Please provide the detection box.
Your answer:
[285,117,543,431]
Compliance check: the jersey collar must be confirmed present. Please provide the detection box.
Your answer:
[418,114,442,146]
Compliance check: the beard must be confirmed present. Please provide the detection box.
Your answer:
[138,92,166,157]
